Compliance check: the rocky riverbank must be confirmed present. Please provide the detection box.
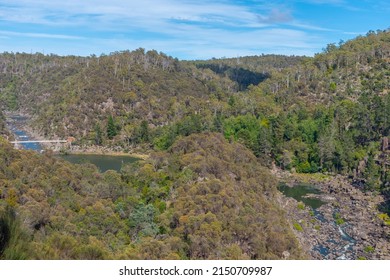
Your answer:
[274,169,390,260]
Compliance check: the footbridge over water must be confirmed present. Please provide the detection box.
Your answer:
[10,138,75,150]
[10,140,68,144]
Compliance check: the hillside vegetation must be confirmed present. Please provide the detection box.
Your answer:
[0,133,303,259]
[0,29,389,260]
[0,49,302,142]
[1,32,388,191]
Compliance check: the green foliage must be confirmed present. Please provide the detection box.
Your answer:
[297,202,305,210]
[334,213,345,225]
[138,120,150,143]
[153,114,205,150]
[129,204,158,239]
[1,30,390,259]
[0,82,18,110]
[107,115,118,140]
[377,213,390,226]
[329,82,337,92]
[296,161,312,173]
[166,133,303,259]
[153,127,177,150]
[94,124,103,145]
[0,207,31,259]
[1,31,389,192]
[0,133,305,259]
[364,246,374,253]
[223,114,262,152]
[0,133,302,259]
[293,222,303,231]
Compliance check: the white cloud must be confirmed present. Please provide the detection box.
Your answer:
[290,23,339,32]
[0,30,84,40]
[0,0,335,58]
[0,0,259,28]
[257,8,293,24]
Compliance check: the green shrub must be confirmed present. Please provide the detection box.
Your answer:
[293,222,303,231]
[334,212,345,225]
[377,213,390,226]
[329,82,337,92]
[297,202,305,210]
[0,207,31,260]
[364,246,374,253]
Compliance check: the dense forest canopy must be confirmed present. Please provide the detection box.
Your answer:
[0,133,304,259]
[3,31,386,189]
[0,29,389,259]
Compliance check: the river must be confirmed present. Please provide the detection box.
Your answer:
[278,183,325,209]
[6,115,44,151]
[278,183,357,259]
[6,115,139,172]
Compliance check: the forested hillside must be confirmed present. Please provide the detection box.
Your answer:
[0,30,389,193]
[0,133,303,259]
[252,30,390,192]
[193,55,305,91]
[0,49,301,145]
[0,111,8,137]
[0,49,237,141]
[0,29,389,260]
[0,31,390,188]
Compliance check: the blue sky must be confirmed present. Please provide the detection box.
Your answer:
[0,0,389,59]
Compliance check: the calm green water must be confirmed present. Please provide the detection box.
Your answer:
[56,154,140,172]
[278,183,326,209]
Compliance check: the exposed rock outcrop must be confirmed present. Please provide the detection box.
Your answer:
[276,171,390,260]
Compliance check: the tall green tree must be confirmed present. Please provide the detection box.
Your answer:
[139,120,150,143]
[107,115,117,140]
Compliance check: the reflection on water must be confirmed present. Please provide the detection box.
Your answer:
[278,183,326,209]
[56,154,139,172]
